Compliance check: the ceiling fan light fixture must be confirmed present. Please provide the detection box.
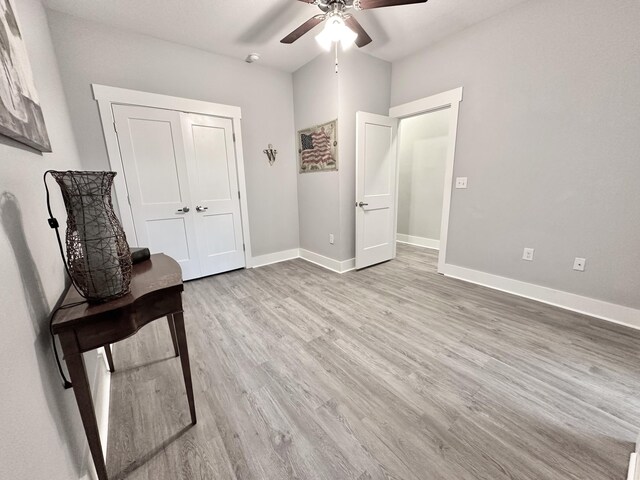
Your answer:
[315,15,357,51]
[315,28,333,51]
[340,25,358,50]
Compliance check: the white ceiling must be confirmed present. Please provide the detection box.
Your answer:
[43,0,529,72]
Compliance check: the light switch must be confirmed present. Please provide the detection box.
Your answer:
[455,177,468,189]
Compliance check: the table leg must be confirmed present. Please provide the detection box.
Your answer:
[103,344,115,372]
[172,311,197,424]
[167,315,180,357]
[60,334,108,480]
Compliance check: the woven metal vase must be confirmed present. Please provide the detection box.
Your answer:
[51,171,132,303]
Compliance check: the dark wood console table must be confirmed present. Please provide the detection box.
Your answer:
[52,254,197,480]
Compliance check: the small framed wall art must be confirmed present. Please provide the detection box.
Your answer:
[298,119,337,173]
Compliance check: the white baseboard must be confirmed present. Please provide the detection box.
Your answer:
[628,452,639,480]
[250,248,354,274]
[338,257,356,273]
[80,348,111,480]
[299,249,355,274]
[396,233,440,250]
[250,248,300,268]
[440,263,640,331]
[95,348,111,456]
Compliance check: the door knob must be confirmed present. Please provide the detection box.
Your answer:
[196,206,208,212]
[358,202,369,207]
[177,206,190,213]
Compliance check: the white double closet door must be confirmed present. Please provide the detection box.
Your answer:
[113,105,245,280]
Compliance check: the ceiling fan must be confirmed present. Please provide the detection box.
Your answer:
[281,0,428,51]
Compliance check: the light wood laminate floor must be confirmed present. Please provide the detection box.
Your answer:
[107,244,640,480]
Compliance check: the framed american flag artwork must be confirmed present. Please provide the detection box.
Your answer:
[297,119,337,173]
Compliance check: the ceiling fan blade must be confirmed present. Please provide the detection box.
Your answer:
[281,15,325,44]
[296,0,316,3]
[357,0,427,10]
[345,16,372,48]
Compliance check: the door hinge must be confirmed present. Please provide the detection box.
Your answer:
[113,122,118,134]
[242,243,245,252]
[232,133,236,142]
[237,191,241,200]
[127,195,131,206]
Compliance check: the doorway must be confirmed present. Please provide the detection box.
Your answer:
[396,106,452,252]
[389,87,463,272]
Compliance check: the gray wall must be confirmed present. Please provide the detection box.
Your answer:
[391,0,640,309]
[293,50,391,262]
[293,53,340,259]
[397,108,450,242]
[0,1,98,479]
[46,10,299,258]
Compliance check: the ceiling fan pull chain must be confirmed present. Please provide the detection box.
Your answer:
[335,41,339,73]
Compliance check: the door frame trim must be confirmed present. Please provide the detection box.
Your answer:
[92,84,253,267]
[389,87,463,273]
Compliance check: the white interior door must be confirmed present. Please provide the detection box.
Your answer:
[113,104,201,280]
[181,113,245,276]
[355,111,399,270]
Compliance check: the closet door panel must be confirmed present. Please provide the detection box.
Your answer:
[113,105,201,280]
[182,113,245,275]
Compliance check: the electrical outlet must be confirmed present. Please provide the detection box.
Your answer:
[522,248,535,261]
[573,257,586,271]
[329,233,334,245]
[455,177,468,189]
